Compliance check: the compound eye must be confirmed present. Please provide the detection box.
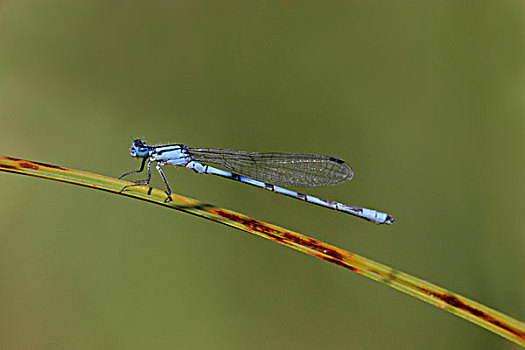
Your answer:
[132,139,144,147]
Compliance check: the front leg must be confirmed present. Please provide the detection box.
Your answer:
[119,157,147,180]
[119,159,152,194]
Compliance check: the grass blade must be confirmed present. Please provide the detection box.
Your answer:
[1,155,524,347]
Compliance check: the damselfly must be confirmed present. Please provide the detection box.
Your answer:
[119,139,394,224]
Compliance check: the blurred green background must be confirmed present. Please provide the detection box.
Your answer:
[1,1,524,348]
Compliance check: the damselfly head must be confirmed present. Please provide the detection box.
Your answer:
[129,139,150,158]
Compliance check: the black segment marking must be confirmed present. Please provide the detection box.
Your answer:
[265,183,274,191]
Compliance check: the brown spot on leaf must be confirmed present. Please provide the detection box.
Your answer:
[32,161,65,170]
[19,162,38,170]
[216,210,280,236]
[214,210,356,272]
[0,164,17,170]
[418,287,525,339]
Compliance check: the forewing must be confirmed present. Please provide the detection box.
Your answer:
[187,148,353,188]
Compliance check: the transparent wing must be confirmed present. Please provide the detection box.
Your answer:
[187,148,353,188]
